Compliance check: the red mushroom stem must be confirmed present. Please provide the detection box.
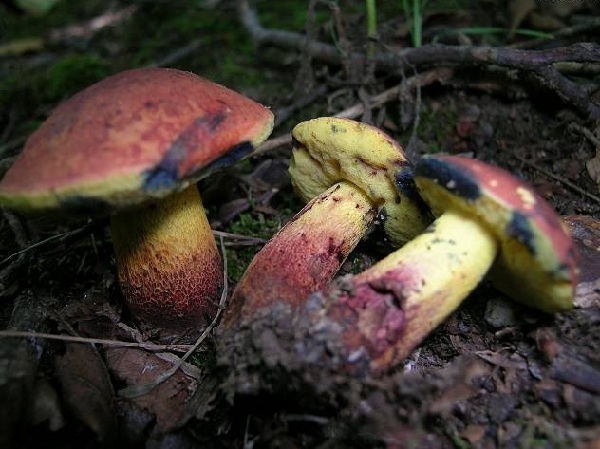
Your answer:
[224,181,376,326]
[110,184,222,328]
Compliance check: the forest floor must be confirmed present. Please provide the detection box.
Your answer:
[0,1,599,448]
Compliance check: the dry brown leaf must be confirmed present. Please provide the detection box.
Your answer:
[105,347,197,433]
[428,382,477,416]
[460,424,487,445]
[475,350,527,370]
[31,379,64,432]
[243,158,290,192]
[54,343,117,441]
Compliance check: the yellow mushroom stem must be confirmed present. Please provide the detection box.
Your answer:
[110,184,222,329]
[326,211,497,374]
[225,181,377,326]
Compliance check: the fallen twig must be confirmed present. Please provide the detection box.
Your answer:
[0,220,97,266]
[0,210,29,297]
[0,223,265,265]
[213,230,267,246]
[0,330,193,352]
[569,122,600,148]
[515,154,600,204]
[46,5,138,43]
[252,67,453,157]
[238,0,600,119]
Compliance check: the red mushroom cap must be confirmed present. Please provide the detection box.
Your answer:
[415,155,576,312]
[0,67,274,212]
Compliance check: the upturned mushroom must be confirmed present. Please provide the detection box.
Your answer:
[296,154,577,375]
[0,67,273,329]
[224,117,431,325]
[217,154,577,397]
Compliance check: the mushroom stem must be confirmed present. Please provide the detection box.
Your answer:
[110,184,222,328]
[225,181,377,325]
[328,211,497,373]
[289,117,431,247]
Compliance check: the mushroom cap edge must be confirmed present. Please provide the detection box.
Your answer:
[0,67,274,214]
[414,154,576,312]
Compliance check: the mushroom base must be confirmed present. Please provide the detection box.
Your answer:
[211,299,481,446]
[216,212,498,399]
[216,296,359,404]
[110,184,222,330]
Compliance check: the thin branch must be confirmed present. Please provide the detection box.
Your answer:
[0,330,193,352]
[515,154,600,205]
[0,223,264,265]
[0,220,97,265]
[213,230,267,246]
[251,67,453,157]
[569,122,600,148]
[238,0,600,119]
[47,5,138,43]
[0,211,29,297]
[149,38,203,68]
[274,84,328,127]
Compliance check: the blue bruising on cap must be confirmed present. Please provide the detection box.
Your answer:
[415,157,480,201]
[507,211,536,255]
[193,140,254,179]
[142,146,181,192]
[395,167,421,202]
[142,140,255,193]
[142,113,231,193]
[394,167,431,216]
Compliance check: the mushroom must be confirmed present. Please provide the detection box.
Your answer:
[220,155,577,389]
[223,117,431,325]
[0,67,274,329]
[296,154,577,375]
[289,117,432,247]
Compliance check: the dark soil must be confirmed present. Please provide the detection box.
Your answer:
[1,1,599,448]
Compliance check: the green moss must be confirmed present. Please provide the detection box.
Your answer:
[224,192,301,283]
[225,211,283,283]
[255,0,324,31]
[0,69,50,141]
[416,104,458,153]
[1,0,106,39]
[187,348,215,371]
[120,2,266,89]
[45,53,110,101]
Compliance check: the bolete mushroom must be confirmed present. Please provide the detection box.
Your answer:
[224,117,431,325]
[296,154,577,375]
[289,117,432,247]
[0,67,273,329]
[219,155,577,394]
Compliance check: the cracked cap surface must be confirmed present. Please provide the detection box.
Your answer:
[0,67,274,213]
